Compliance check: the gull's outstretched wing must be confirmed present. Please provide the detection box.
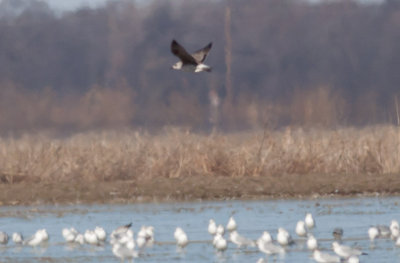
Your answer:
[192,42,212,63]
[171,40,197,65]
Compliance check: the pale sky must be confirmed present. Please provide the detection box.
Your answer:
[43,0,111,11]
[40,0,385,12]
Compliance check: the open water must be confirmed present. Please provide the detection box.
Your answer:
[1,196,400,262]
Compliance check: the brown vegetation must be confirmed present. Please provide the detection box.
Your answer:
[2,126,400,183]
[0,126,399,204]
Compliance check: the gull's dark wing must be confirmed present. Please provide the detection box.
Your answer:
[171,40,197,65]
[191,42,212,63]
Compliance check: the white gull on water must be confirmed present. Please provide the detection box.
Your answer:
[257,233,284,256]
[213,233,227,252]
[12,232,23,244]
[307,234,318,250]
[277,228,293,246]
[174,227,188,248]
[332,241,366,259]
[208,219,217,235]
[305,213,315,229]
[229,230,255,248]
[296,220,307,237]
[227,216,237,232]
[24,229,48,246]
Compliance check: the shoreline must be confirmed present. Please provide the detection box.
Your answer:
[1,173,399,206]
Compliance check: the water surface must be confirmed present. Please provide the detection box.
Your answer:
[1,197,400,262]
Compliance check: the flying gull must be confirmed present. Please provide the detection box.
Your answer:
[171,39,212,73]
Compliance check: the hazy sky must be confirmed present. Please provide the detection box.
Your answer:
[42,0,384,11]
[44,0,111,11]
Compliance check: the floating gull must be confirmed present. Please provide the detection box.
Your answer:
[145,226,155,242]
[112,240,138,261]
[277,228,294,246]
[368,226,379,241]
[213,233,228,252]
[229,230,255,248]
[62,227,78,243]
[257,239,284,256]
[84,230,99,245]
[111,225,137,260]
[391,226,399,240]
[94,226,107,242]
[24,229,48,246]
[75,233,85,245]
[305,213,315,229]
[390,220,399,240]
[295,221,307,237]
[307,234,318,250]
[171,40,212,73]
[174,227,188,248]
[313,249,340,263]
[332,228,343,240]
[257,234,284,255]
[0,231,8,245]
[137,225,154,249]
[110,223,133,245]
[208,219,217,235]
[12,232,23,244]
[332,241,366,259]
[136,226,148,250]
[212,233,219,247]
[227,216,237,232]
[136,233,146,250]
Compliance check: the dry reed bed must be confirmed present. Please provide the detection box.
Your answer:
[0,126,399,184]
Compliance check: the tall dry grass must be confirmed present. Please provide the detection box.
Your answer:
[0,126,399,184]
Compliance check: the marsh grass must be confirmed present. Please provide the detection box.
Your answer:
[0,125,399,184]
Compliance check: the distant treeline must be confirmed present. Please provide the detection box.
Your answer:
[0,0,400,132]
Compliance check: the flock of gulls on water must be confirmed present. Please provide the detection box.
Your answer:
[0,212,399,262]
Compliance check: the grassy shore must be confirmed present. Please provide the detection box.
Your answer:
[0,125,399,204]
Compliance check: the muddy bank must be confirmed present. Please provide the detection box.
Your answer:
[0,173,399,205]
